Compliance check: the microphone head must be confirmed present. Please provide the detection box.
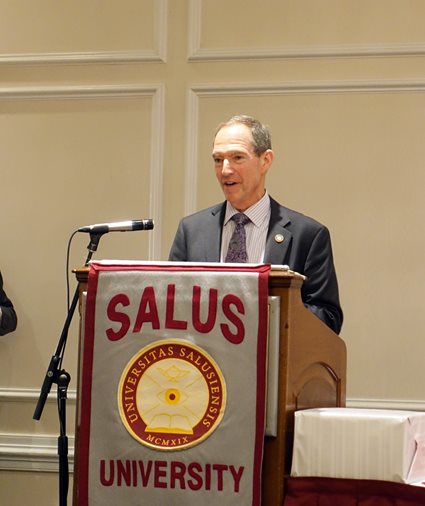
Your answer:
[134,219,154,231]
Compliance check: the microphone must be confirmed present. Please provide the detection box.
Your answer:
[78,219,154,234]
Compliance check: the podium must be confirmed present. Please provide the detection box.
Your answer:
[74,265,346,506]
[263,268,346,505]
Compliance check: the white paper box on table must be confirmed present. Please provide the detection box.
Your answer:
[291,408,425,483]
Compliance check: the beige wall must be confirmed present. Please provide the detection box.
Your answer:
[1,0,425,503]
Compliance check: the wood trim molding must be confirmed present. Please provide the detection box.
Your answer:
[190,79,425,96]
[188,42,425,62]
[0,433,74,473]
[346,398,425,411]
[0,387,76,403]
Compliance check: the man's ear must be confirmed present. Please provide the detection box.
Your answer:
[261,149,274,174]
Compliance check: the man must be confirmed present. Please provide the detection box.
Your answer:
[0,271,17,335]
[169,115,343,334]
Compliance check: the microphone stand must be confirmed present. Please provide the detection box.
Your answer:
[33,232,105,506]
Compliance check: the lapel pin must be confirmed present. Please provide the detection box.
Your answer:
[274,234,284,244]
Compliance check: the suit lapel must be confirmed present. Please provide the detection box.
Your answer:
[263,198,292,265]
[203,203,225,262]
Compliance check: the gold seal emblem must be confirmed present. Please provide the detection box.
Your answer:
[118,340,226,450]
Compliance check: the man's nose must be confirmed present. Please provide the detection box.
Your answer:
[222,158,233,173]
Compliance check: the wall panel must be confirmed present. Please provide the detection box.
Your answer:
[0,0,167,63]
[189,0,425,59]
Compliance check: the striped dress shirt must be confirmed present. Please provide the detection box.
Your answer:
[220,192,271,263]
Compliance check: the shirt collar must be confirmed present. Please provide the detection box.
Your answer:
[224,192,270,227]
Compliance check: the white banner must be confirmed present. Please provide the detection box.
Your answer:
[75,261,271,506]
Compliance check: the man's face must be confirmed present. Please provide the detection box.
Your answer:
[212,123,273,212]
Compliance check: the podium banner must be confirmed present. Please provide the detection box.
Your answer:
[75,261,271,506]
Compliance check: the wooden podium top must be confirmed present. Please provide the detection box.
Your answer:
[75,263,306,288]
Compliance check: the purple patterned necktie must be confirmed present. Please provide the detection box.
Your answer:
[225,213,250,263]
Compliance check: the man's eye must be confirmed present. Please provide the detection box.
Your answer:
[213,157,223,164]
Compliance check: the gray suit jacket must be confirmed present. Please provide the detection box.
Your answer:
[169,197,343,334]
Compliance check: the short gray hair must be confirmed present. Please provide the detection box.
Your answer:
[215,115,272,156]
